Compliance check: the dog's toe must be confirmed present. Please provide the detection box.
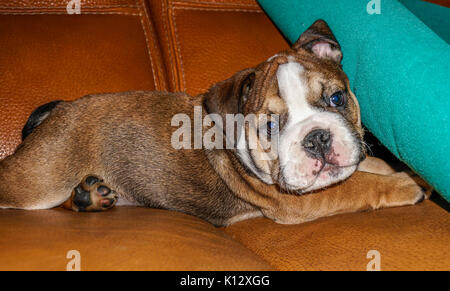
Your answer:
[72,184,93,211]
[415,191,426,204]
[100,198,115,208]
[97,185,111,197]
[84,175,102,186]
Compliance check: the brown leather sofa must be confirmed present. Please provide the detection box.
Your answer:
[0,0,449,271]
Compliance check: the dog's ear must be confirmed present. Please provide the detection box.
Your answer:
[203,68,256,119]
[293,19,342,64]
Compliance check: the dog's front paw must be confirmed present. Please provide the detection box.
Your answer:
[391,171,433,200]
[64,175,119,212]
[381,176,426,208]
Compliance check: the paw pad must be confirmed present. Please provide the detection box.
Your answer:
[69,175,118,212]
[97,185,111,196]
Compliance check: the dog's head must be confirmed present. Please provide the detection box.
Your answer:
[204,20,365,194]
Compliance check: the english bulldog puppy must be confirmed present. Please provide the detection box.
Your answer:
[0,20,428,226]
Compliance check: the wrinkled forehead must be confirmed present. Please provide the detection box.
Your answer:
[259,50,347,85]
[253,51,352,110]
[247,51,361,132]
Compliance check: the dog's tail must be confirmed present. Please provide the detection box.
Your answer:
[22,100,62,141]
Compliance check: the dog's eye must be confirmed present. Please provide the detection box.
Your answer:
[329,91,345,107]
[267,121,279,136]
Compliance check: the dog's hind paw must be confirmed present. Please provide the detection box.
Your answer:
[63,175,118,212]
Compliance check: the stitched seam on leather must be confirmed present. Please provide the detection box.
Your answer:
[136,0,159,89]
[141,0,166,90]
[0,5,138,9]
[143,0,168,90]
[171,5,186,91]
[170,4,263,92]
[172,0,260,8]
[162,0,177,90]
[172,6,263,12]
[0,11,140,15]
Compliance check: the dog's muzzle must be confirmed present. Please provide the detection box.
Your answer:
[302,129,332,159]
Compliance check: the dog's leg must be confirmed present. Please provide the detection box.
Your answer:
[357,156,396,175]
[62,175,118,212]
[0,104,93,210]
[0,100,73,209]
[262,171,427,224]
[358,156,433,197]
[0,146,120,212]
[0,151,72,209]
[0,150,118,211]
[0,97,122,211]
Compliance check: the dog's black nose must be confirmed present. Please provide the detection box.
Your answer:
[302,129,332,158]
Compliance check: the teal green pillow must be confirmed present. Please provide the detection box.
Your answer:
[258,0,450,202]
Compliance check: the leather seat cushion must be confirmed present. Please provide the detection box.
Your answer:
[0,207,273,271]
[224,200,450,271]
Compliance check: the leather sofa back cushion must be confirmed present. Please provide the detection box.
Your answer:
[0,0,288,159]
[0,1,167,159]
[148,0,289,94]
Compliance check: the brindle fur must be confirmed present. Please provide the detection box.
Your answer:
[0,20,428,226]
